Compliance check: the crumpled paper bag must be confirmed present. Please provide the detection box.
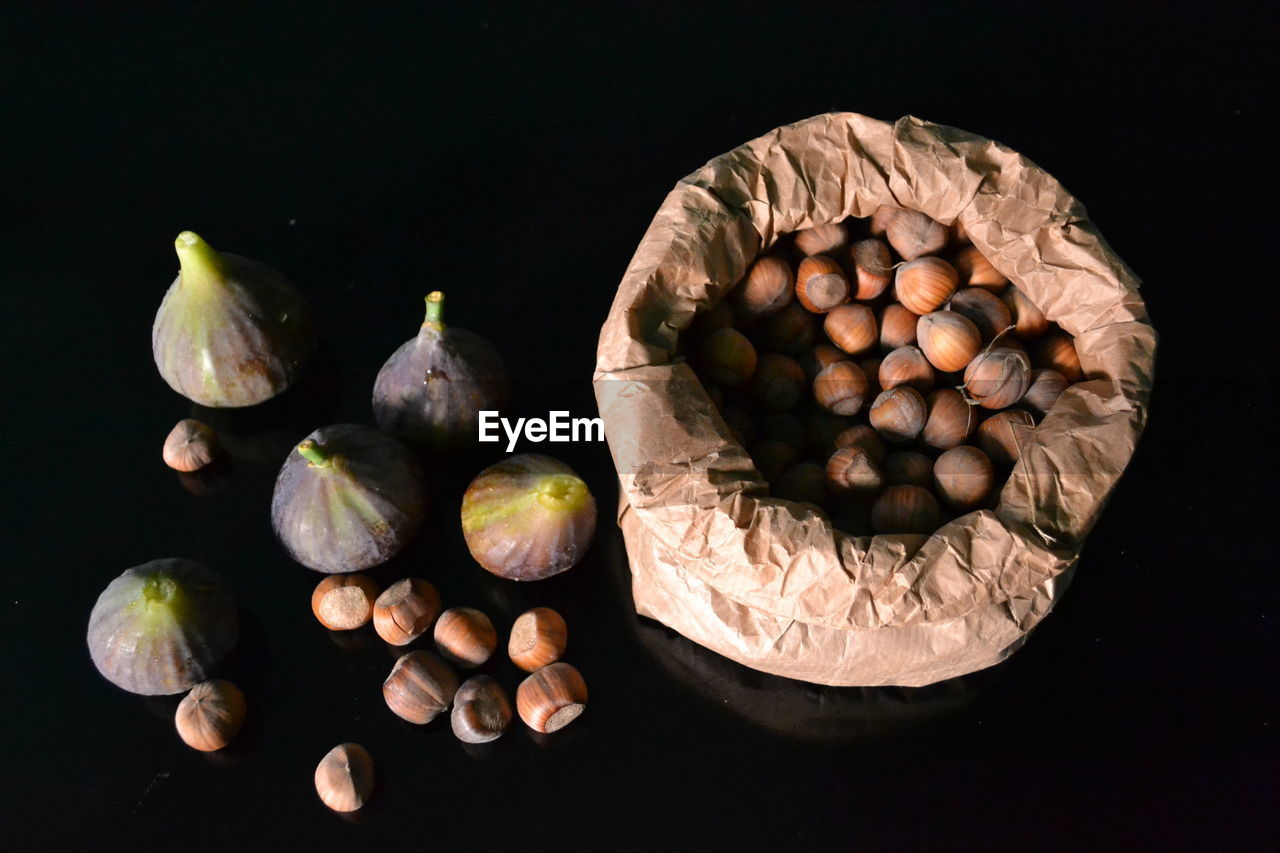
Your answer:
[593,112,1155,687]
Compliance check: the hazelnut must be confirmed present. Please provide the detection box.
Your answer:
[755,303,816,354]
[847,238,893,300]
[758,410,806,453]
[917,312,981,373]
[948,287,1013,343]
[451,675,513,744]
[952,245,1009,291]
[509,607,569,672]
[750,440,799,482]
[750,353,806,412]
[1035,330,1083,382]
[800,343,847,381]
[871,485,941,534]
[895,257,958,315]
[383,650,459,724]
[516,662,588,734]
[813,360,869,415]
[695,301,736,337]
[175,679,245,752]
[1000,285,1049,340]
[774,462,828,505]
[933,446,995,510]
[882,451,934,488]
[733,255,794,317]
[878,346,935,394]
[698,327,757,388]
[1022,369,1069,416]
[434,607,497,668]
[793,222,849,257]
[857,356,882,393]
[921,388,980,451]
[885,209,948,261]
[806,412,853,458]
[824,304,878,356]
[833,424,887,464]
[311,574,381,631]
[795,255,850,313]
[976,409,1037,467]
[163,418,217,472]
[869,205,899,237]
[825,446,884,497]
[869,386,928,443]
[878,302,920,350]
[315,743,374,813]
[963,348,1032,410]
[373,578,442,646]
[949,219,970,249]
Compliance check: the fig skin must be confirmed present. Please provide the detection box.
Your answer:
[271,424,427,573]
[461,454,597,581]
[153,231,317,408]
[372,291,508,451]
[87,559,238,696]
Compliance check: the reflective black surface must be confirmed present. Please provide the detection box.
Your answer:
[0,3,1273,850]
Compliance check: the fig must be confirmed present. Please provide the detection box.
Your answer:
[372,291,508,451]
[153,231,317,408]
[271,424,427,573]
[461,454,596,581]
[87,559,238,695]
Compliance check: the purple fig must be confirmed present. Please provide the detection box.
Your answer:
[87,559,238,695]
[153,231,317,407]
[372,291,508,450]
[271,424,427,573]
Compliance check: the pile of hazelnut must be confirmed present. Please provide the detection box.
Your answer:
[687,207,1084,535]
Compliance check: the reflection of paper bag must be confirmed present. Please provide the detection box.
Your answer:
[594,112,1156,687]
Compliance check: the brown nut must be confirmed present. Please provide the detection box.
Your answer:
[516,662,588,734]
[774,462,828,506]
[869,386,928,443]
[793,222,849,257]
[750,440,799,482]
[750,353,806,412]
[373,578,442,646]
[698,327,757,388]
[758,411,806,453]
[824,304,878,356]
[800,343,847,382]
[953,245,1009,291]
[315,743,374,813]
[878,302,920,351]
[163,418,217,473]
[886,209,948,261]
[833,424,887,464]
[175,679,245,752]
[694,301,736,338]
[796,255,850,313]
[848,238,892,300]
[895,257,958,315]
[933,446,995,510]
[870,485,941,534]
[434,607,497,668]
[869,205,899,237]
[882,451,934,488]
[857,356,882,393]
[949,219,970,249]
[917,312,981,373]
[878,346,935,395]
[755,303,816,354]
[1035,330,1083,382]
[976,409,1037,467]
[451,675,513,744]
[509,607,569,673]
[1001,285,1049,340]
[311,574,380,631]
[1022,369,1069,416]
[963,348,1032,410]
[806,412,852,458]
[383,650,459,724]
[825,446,884,497]
[948,287,1013,343]
[921,388,980,451]
[733,255,794,317]
[813,360,869,416]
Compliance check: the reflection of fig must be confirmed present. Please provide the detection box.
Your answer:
[153,232,316,407]
[372,291,508,450]
[271,424,427,573]
[461,454,596,581]
[87,559,238,695]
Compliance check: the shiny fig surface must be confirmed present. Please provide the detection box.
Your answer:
[461,454,596,581]
[271,424,426,573]
[153,231,316,407]
[87,559,238,695]
[372,291,508,450]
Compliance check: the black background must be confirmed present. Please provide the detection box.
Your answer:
[0,2,1274,850]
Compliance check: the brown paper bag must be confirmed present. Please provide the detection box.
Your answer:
[594,112,1156,687]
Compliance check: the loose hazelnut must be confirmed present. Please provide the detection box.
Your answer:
[879,302,920,350]
[848,238,893,300]
[794,222,849,257]
[871,485,941,534]
[751,440,799,482]
[813,360,869,415]
[516,662,588,734]
[175,679,245,752]
[733,255,794,317]
[774,462,828,505]
[933,446,995,510]
[509,607,569,672]
[163,418,217,472]
[698,327,757,388]
[1036,330,1083,382]
[806,412,853,458]
[895,257,958,315]
[695,301,736,337]
[1022,369,1069,416]
[824,304,878,356]
[755,303,816,354]
[963,348,1032,410]
[857,356,882,393]
[373,578,442,646]
[750,353,806,412]
[825,446,883,497]
[949,219,970,249]
[917,312,981,373]
[885,209,948,261]
[882,451,934,488]
[878,346,936,394]
[922,388,980,451]
[953,245,1009,291]
[795,255,850,313]
[383,650,459,724]
[948,287,1013,343]
[869,386,928,443]
[434,607,497,668]
[869,205,899,237]
[311,574,381,631]
[451,675,514,744]
[833,424,887,464]
[800,343,847,381]
[1001,285,1049,340]
[315,743,374,813]
[976,409,1037,467]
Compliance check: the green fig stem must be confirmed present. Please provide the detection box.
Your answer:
[174,231,225,289]
[296,439,333,468]
[423,291,446,331]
